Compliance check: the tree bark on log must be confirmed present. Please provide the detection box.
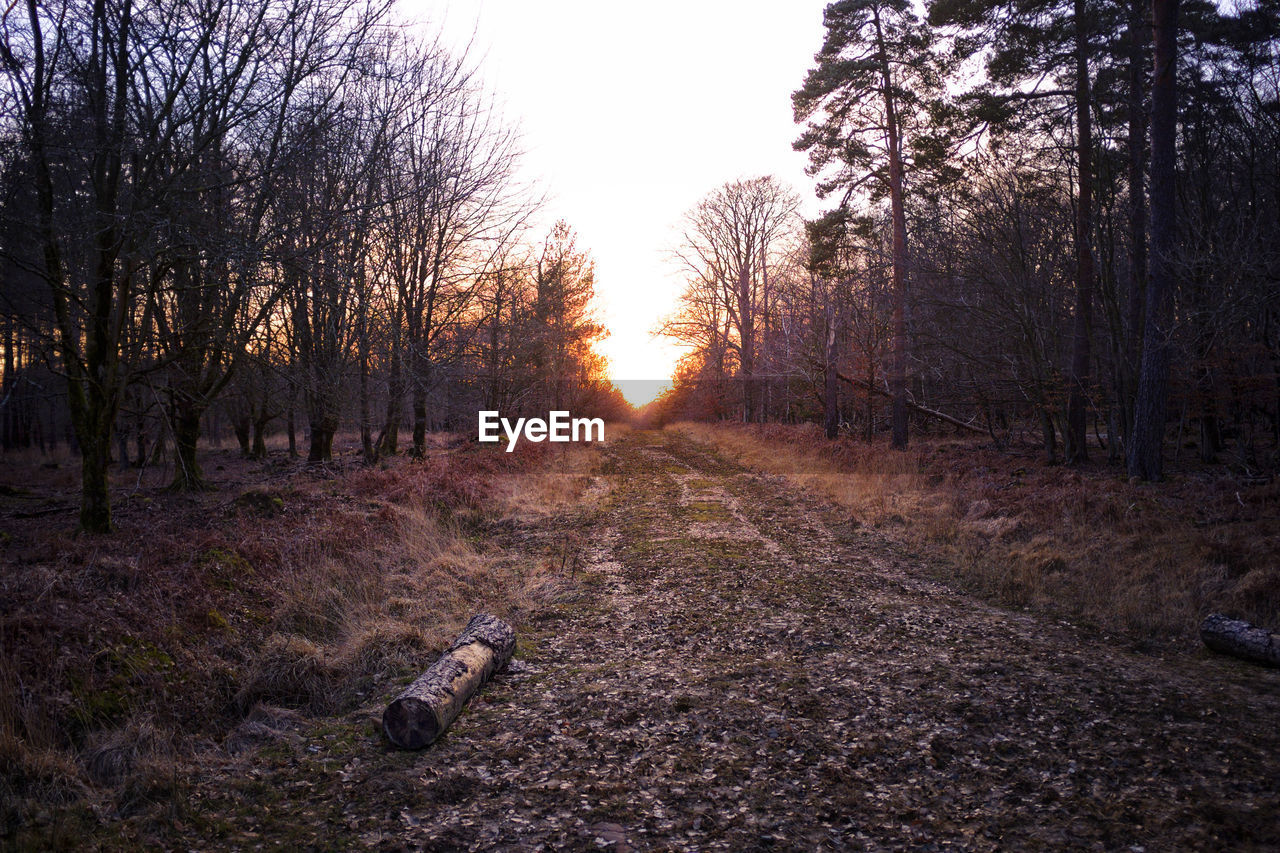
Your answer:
[383,614,517,749]
[1200,613,1280,668]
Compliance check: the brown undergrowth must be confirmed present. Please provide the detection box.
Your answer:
[0,433,602,847]
[674,422,1280,651]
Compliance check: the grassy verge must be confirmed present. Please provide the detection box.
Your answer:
[0,435,604,847]
[674,422,1280,651]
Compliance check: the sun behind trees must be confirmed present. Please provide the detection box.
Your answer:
[655,0,1278,479]
[0,2,621,532]
[662,177,800,424]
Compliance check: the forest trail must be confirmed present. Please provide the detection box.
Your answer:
[195,429,1280,851]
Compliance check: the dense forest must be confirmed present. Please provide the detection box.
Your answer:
[0,0,625,532]
[654,0,1279,482]
[2,0,1279,535]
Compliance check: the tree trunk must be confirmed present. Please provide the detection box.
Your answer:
[359,315,374,463]
[866,361,875,442]
[251,416,269,460]
[116,419,131,471]
[233,413,251,457]
[171,405,208,490]
[760,246,772,423]
[1199,394,1222,464]
[739,266,756,424]
[1122,0,1148,450]
[824,320,839,440]
[1041,407,1059,465]
[378,417,400,459]
[308,413,336,462]
[1107,406,1122,463]
[411,386,427,458]
[383,614,516,749]
[1129,0,1180,481]
[1201,614,1280,667]
[1066,0,1096,466]
[79,432,113,533]
[134,420,148,468]
[148,427,167,465]
[2,317,15,451]
[872,8,910,450]
[360,376,374,462]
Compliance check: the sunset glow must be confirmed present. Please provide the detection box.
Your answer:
[407,0,827,404]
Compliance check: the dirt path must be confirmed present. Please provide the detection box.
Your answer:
[191,429,1280,851]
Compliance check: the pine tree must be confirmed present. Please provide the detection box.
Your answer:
[1127,0,1180,480]
[794,0,947,449]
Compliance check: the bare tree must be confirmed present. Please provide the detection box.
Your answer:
[148,0,395,487]
[0,0,396,523]
[673,177,799,423]
[374,39,530,458]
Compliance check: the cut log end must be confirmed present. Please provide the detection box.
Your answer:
[382,613,516,749]
[1200,613,1280,668]
[383,696,440,751]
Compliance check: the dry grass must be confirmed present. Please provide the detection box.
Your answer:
[0,433,602,844]
[675,421,1280,651]
[493,425,623,520]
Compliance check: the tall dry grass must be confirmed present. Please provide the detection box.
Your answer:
[675,422,1280,650]
[492,425,623,520]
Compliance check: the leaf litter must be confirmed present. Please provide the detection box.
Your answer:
[183,429,1278,851]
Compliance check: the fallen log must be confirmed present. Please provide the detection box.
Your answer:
[1200,613,1280,668]
[834,370,988,435]
[383,613,516,749]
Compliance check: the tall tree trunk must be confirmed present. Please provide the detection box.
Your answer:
[887,131,909,451]
[874,7,910,450]
[738,266,755,423]
[1122,0,1148,450]
[824,309,839,439]
[380,346,402,457]
[487,290,503,411]
[1066,0,1096,466]
[866,359,876,442]
[761,246,771,422]
[2,316,13,451]
[1128,0,1180,481]
[359,337,373,463]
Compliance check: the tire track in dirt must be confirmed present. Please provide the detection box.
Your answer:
[197,428,1280,851]
[381,429,1280,851]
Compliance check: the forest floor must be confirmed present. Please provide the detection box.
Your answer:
[5,427,1280,850]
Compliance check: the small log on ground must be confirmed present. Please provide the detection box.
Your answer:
[383,614,516,749]
[1200,613,1280,668]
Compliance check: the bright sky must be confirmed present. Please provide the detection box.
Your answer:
[404,0,828,405]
